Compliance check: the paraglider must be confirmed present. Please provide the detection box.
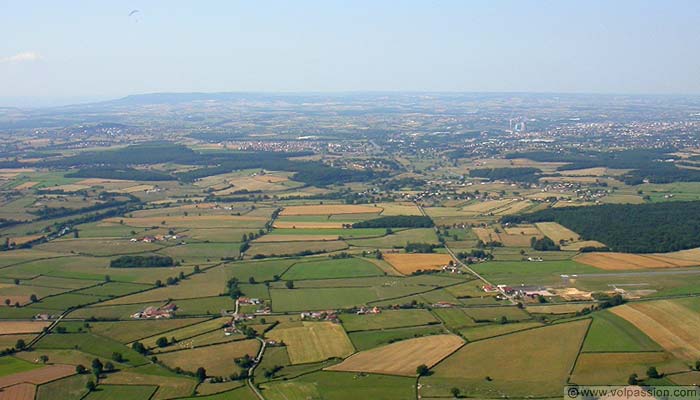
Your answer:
[128,9,141,23]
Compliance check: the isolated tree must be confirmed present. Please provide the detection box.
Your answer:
[285,280,294,290]
[450,387,461,398]
[695,360,700,371]
[647,366,660,379]
[39,355,49,364]
[29,294,38,303]
[416,364,430,376]
[91,358,103,376]
[75,364,87,374]
[132,341,146,354]
[248,276,256,284]
[628,373,639,385]
[111,352,123,363]
[156,337,168,348]
[13,279,19,285]
[104,275,111,282]
[193,265,201,273]
[86,380,96,392]
[15,339,25,350]
[4,299,10,307]
[104,361,115,372]
[195,367,207,383]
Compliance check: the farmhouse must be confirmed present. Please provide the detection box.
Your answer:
[132,303,177,319]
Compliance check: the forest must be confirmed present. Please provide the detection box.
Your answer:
[110,255,176,268]
[352,215,434,228]
[502,201,700,253]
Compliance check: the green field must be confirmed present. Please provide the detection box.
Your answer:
[348,325,447,351]
[35,333,150,366]
[582,310,661,352]
[83,384,157,400]
[283,257,383,280]
[0,355,41,376]
[340,309,438,331]
[424,319,590,397]
[261,371,416,400]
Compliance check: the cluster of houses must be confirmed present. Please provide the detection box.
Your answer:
[300,310,339,321]
[441,264,462,273]
[482,284,553,301]
[356,306,381,315]
[131,304,177,319]
[130,234,181,243]
[432,301,457,308]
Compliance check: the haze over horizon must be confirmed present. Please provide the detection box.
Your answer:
[2,0,700,107]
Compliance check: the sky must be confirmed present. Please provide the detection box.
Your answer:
[1,0,700,106]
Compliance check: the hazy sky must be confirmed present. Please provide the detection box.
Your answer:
[2,0,700,105]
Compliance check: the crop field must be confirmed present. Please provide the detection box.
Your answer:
[282,257,382,280]
[348,325,447,351]
[280,204,382,216]
[340,309,438,331]
[0,363,75,388]
[267,322,354,364]
[534,222,581,243]
[137,317,230,350]
[459,321,543,341]
[424,320,589,398]
[82,384,157,400]
[247,240,348,257]
[575,251,700,270]
[431,308,477,329]
[36,374,91,400]
[463,306,531,322]
[582,310,660,352]
[157,339,260,376]
[327,334,464,376]
[382,253,452,275]
[571,352,686,385]
[261,371,416,400]
[100,365,197,400]
[0,321,51,334]
[611,300,700,360]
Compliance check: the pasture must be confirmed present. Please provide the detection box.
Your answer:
[282,257,383,280]
[424,320,589,398]
[340,309,438,331]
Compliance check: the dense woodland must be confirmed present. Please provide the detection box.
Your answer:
[503,201,700,253]
[110,255,176,268]
[507,149,700,184]
[353,215,434,228]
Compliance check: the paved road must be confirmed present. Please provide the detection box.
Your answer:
[247,337,267,400]
[415,203,517,305]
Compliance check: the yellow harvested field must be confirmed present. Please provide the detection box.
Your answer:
[383,253,453,275]
[119,184,155,193]
[575,252,699,270]
[561,240,607,251]
[558,167,628,177]
[0,321,51,335]
[535,222,580,243]
[461,199,515,214]
[611,301,700,360]
[503,225,541,236]
[280,204,381,216]
[0,364,74,388]
[378,202,423,216]
[104,215,267,228]
[657,247,700,262]
[252,174,288,183]
[13,182,38,190]
[492,200,534,215]
[75,178,132,185]
[157,339,260,376]
[326,334,464,376]
[273,221,345,229]
[0,168,35,173]
[267,322,354,364]
[473,226,541,247]
[254,235,340,242]
[8,235,44,246]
